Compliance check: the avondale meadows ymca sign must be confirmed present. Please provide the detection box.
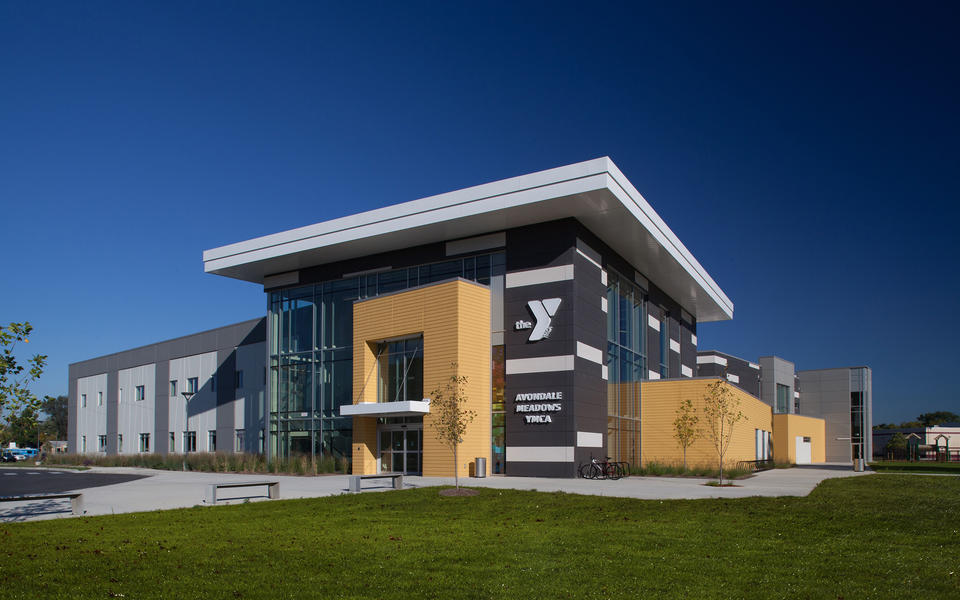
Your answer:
[514,298,564,424]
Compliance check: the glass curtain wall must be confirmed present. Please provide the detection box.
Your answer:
[775,384,790,414]
[606,269,646,467]
[269,252,504,463]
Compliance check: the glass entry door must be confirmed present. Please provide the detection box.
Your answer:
[379,426,422,474]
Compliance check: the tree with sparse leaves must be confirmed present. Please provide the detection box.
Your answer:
[429,363,476,491]
[702,380,744,487]
[0,322,47,431]
[673,397,700,470]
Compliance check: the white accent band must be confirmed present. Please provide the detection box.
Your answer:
[576,341,603,365]
[691,333,697,345]
[577,432,603,448]
[670,339,680,353]
[601,297,608,313]
[647,314,660,331]
[794,391,800,398]
[506,446,575,462]
[601,269,607,286]
[648,370,661,380]
[506,355,575,374]
[575,247,602,270]
[726,373,740,384]
[697,354,727,366]
[601,365,608,380]
[749,362,760,370]
[505,264,574,288]
[681,365,693,378]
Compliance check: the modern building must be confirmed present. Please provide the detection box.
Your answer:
[69,319,267,457]
[797,367,872,462]
[696,350,871,463]
[67,157,855,476]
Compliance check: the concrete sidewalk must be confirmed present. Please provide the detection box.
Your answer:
[1,463,870,522]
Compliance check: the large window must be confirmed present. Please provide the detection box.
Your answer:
[776,384,790,414]
[267,252,504,462]
[184,431,196,453]
[377,337,423,404]
[606,269,646,466]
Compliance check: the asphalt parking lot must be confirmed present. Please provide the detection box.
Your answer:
[0,467,149,496]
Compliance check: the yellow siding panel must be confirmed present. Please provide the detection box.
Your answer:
[640,379,773,469]
[350,279,491,477]
[773,413,826,463]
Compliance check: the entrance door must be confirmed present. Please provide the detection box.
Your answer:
[379,427,422,474]
[795,436,812,465]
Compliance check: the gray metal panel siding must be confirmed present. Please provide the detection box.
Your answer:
[155,361,169,454]
[67,318,266,456]
[106,371,119,453]
[797,368,853,462]
[216,348,236,450]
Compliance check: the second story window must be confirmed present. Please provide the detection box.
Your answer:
[136,385,145,401]
[377,337,423,403]
[187,377,199,394]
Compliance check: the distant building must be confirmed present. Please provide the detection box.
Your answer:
[698,351,872,463]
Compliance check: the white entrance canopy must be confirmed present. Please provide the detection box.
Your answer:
[340,400,431,418]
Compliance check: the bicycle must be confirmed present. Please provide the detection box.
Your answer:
[578,456,624,480]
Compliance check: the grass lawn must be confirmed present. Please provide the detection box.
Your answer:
[869,461,960,474]
[2,475,958,599]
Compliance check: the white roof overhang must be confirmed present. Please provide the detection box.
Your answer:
[203,157,733,322]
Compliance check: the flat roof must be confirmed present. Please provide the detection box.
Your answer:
[203,157,734,322]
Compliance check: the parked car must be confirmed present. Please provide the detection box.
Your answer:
[1,451,18,463]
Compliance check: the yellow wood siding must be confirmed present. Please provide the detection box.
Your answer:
[351,279,491,477]
[640,379,773,468]
[773,413,826,463]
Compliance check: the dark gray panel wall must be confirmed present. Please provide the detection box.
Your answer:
[216,348,236,451]
[155,361,169,454]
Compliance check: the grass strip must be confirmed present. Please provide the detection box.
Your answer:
[869,461,960,474]
[1,475,958,599]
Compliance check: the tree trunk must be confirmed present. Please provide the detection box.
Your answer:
[682,447,687,471]
[453,443,459,490]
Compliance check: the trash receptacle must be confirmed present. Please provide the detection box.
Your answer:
[474,457,487,478]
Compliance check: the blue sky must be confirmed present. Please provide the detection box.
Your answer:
[1,2,957,424]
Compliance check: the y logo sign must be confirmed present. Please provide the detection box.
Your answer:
[526,298,562,342]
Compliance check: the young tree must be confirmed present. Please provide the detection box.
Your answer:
[0,322,47,428]
[673,397,700,470]
[429,363,476,491]
[702,380,744,487]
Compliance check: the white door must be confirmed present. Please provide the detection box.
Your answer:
[795,436,812,464]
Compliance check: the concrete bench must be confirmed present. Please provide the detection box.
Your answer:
[0,492,84,515]
[349,472,403,492]
[205,480,279,504]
